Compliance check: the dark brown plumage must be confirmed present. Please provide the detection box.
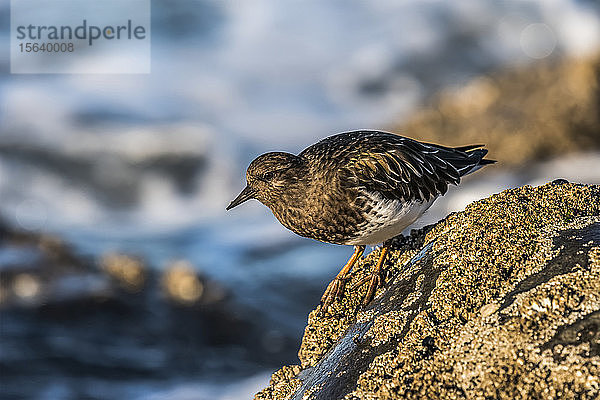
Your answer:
[227,130,495,310]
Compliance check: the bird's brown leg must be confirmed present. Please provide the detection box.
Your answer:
[320,245,365,311]
[362,246,389,306]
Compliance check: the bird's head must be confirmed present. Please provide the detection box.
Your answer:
[226,152,306,210]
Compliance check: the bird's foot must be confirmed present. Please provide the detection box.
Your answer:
[357,246,389,306]
[362,272,381,306]
[318,245,366,314]
[352,271,383,306]
[319,276,349,313]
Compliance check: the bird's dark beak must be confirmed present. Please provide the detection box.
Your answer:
[226,185,255,210]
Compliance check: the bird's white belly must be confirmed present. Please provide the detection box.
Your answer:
[347,193,436,245]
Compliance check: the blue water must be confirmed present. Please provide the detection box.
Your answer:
[1,0,599,398]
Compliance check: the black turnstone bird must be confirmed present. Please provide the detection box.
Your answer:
[227,130,495,311]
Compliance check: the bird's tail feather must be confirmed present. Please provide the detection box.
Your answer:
[459,148,497,176]
[454,144,485,152]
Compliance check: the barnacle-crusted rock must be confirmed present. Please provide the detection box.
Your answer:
[255,182,600,399]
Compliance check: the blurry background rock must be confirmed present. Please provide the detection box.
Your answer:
[162,259,227,305]
[163,260,203,304]
[100,252,146,292]
[394,56,600,166]
[0,219,112,309]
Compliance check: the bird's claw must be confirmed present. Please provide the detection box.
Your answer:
[351,272,383,306]
[362,273,381,306]
[320,270,383,313]
[319,277,348,313]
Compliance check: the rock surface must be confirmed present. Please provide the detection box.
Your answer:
[255,182,600,399]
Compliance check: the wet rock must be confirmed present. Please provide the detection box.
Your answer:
[255,182,600,400]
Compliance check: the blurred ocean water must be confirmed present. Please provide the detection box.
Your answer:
[1,1,600,399]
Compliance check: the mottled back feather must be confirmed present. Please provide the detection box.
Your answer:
[301,130,494,202]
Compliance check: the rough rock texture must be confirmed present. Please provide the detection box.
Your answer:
[255,182,600,399]
[392,56,600,166]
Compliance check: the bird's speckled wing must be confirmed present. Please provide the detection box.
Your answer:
[309,131,488,202]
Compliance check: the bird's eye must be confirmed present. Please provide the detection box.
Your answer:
[261,171,275,181]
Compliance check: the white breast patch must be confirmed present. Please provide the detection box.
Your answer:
[346,192,436,245]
